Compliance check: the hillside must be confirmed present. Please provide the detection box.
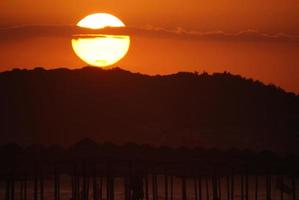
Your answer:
[0,67,298,153]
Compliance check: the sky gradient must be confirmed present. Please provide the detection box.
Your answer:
[1,0,299,93]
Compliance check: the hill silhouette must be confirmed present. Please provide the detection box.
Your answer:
[0,139,298,176]
[0,67,298,153]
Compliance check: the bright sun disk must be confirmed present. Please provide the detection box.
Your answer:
[71,13,130,67]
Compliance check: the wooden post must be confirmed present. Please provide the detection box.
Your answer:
[269,175,272,200]
[54,170,57,200]
[145,174,149,200]
[106,175,114,200]
[24,176,27,200]
[74,171,78,200]
[255,175,258,200]
[54,167,60,200]
[110,176,115,200]
[83,164,87,200]
[241,175,244,200]
[71,166,75,200]
[40,174,44,200]
[106,175,110,200]
[77,173,81,200]
[226,176,230,200]
[34,175,38,200]
[218,176,221,200]
[71,168,75,200]
[181,176,187,200]
[93,171,98,200]
[206,176,210,200]
[83,171,89,200]
[99,176,103,200]
[198,176,202,200]
[58,170,61,200]
[280,175,284,200]
[124,175,130,200]
[212,176,217,200]
[194,176,198,200]
[170,175,174,200]
[20,178,23,200]
[5,177,10,200]
[164,173,168,200]
[230,175,234,200]
[11,176,15,200]
[245,175,248,200]
[292,175,296,200]
[156,175,159,200]
[157,175,159,200]
[87,175,90,200]
[266,175,271,200]
[152,174,158,200]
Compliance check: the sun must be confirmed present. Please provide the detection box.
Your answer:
[71,13,130,67]
[77,13,125,29]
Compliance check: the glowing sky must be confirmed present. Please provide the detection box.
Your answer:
[0,0,299,93]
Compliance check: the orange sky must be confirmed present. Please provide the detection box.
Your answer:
[1,0,299,33]
[0,0,299,93]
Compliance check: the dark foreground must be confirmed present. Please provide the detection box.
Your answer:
[1,139,298,200]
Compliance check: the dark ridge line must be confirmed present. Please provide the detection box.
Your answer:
[1,66,297,96]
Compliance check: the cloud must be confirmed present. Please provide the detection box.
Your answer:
[0,25,75,42]
[0,24,299,43]
[131,25,299,42]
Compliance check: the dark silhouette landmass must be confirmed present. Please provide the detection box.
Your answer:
[0,67,298,153]
[1,139,298,175]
